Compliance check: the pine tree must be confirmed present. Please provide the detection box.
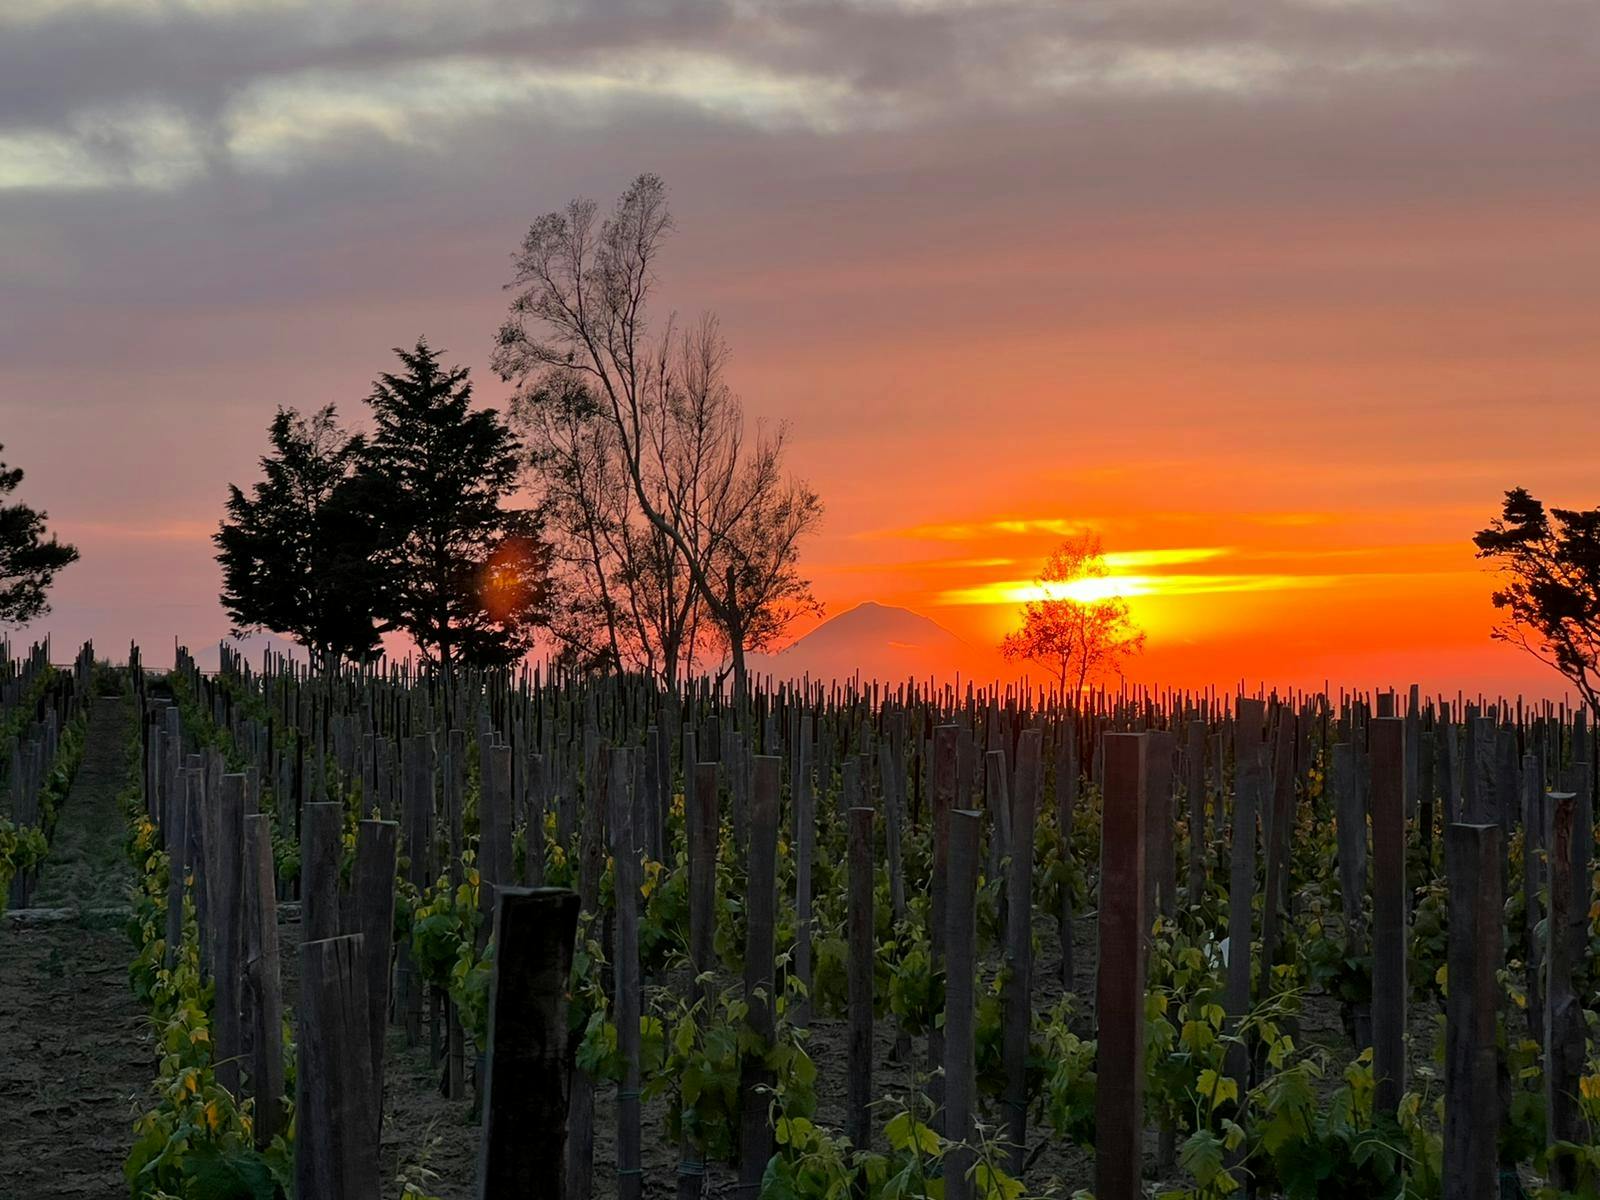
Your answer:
[359,339,547,680]
[0,446,79,627]
[214,406,381,671]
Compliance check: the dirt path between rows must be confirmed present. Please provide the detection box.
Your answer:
[0,696,149,1200]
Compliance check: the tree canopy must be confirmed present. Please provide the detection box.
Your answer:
[215,343,548,678]
[1474,487,1600,714]
[359,339,548,676]
[0,446,78,627]
[999,532,1144,696]
[214,406,381,671]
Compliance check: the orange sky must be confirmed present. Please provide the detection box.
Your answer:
[1,1,1596,701]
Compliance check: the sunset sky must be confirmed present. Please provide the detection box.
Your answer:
[2,0,1597,698]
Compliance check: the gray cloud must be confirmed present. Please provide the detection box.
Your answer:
[1,0,1586,195]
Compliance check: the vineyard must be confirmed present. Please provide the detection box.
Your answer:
[3,640,1599,1199]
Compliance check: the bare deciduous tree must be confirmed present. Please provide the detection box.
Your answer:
[493,175,822,700]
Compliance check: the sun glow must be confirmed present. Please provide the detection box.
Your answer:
[938,570,1321,608]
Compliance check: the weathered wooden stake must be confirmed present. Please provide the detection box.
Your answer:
[1370,717,1407,1114]
[243,813,285,1148]
[610,747,643,1200]
[212,773,246,1097]
[1095,732,1148,1200]
[1444,822,1501,1200]
[944,808,982,1200]
[928,724,958,1125]
[677,760,719,1200]
[1546,790,1582,1188]
[1002,728,1040,1172]
[738,756,780,1196]
[1224,707,1258,1095]
[350,819,398,1126]
[302,801,344,944]
[296,934,379,1200]
[475,888,580,1200]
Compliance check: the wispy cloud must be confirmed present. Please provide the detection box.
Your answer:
[936,572,1334,606]
[0,0,1525,193]
[866,517,1097,542]
[1103,547,1231,570]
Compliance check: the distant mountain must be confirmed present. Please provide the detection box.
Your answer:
[745,602,986,686]
[192,633,307,672]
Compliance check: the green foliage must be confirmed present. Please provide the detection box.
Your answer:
[357,339,547,672]
[1407,880,1449,1005]
[762,1092,1026,1200]
[0,446,78,626]
[0,669,88,910]
[1474,487,1600,709]
[125,677,293,1199]
[1037,998,1097,1147]
[0,817,48,908]
[214,404,382,670]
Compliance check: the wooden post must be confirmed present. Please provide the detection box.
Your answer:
[985,750,1012,936]
[1224,711,1258,1093]
[302,801,344,945]
[846,804,875,1151]
[738,756,780,1195]
[1444,823,1501,1200]
[443,723,465,1094]
[1546,790,1582,1188]
[296,934,379,1200]
[163,766,194,970]
[793,716,815,1031]
[1370,717,1407,1114]
[878,740,909,934]
[1520,754,1545,1049]
[610,748,643,1200]
[243,813,285,1148]
[482,743,515,903]
[944,808,982,1200]
[1055,730,1077,990]
[212,773,247,1098]
[1185,719,1207,912]
[678,760,719,1200]
[688,761,718,1009]
[188,758,213,980]
[567,734,607,1199]
[1259,714,1296,976]
[1002,729,1040,1172]
[642,727,661,866]
[400,736,431,1050]
[350,819,398,1124]
[1144,728,1176,926]
[929,724,958,1124]
[1331,742,1371,1048]
[1095,732,1147,1200]
[476,888,580,1199]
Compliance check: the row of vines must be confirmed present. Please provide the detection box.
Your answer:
[115,646,1600,1199]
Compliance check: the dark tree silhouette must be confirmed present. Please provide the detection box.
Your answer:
[0,446,78,627]
[494,175,822,702]
[358,339,548,681]
[214,406,381,672]
[1000,532,1144,696]
[1474,487,1600,714]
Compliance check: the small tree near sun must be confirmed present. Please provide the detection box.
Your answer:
[1474,487,1600,715]
[1000,532,1145,696]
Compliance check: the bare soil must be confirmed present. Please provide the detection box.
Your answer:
[0,697,151,1200]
